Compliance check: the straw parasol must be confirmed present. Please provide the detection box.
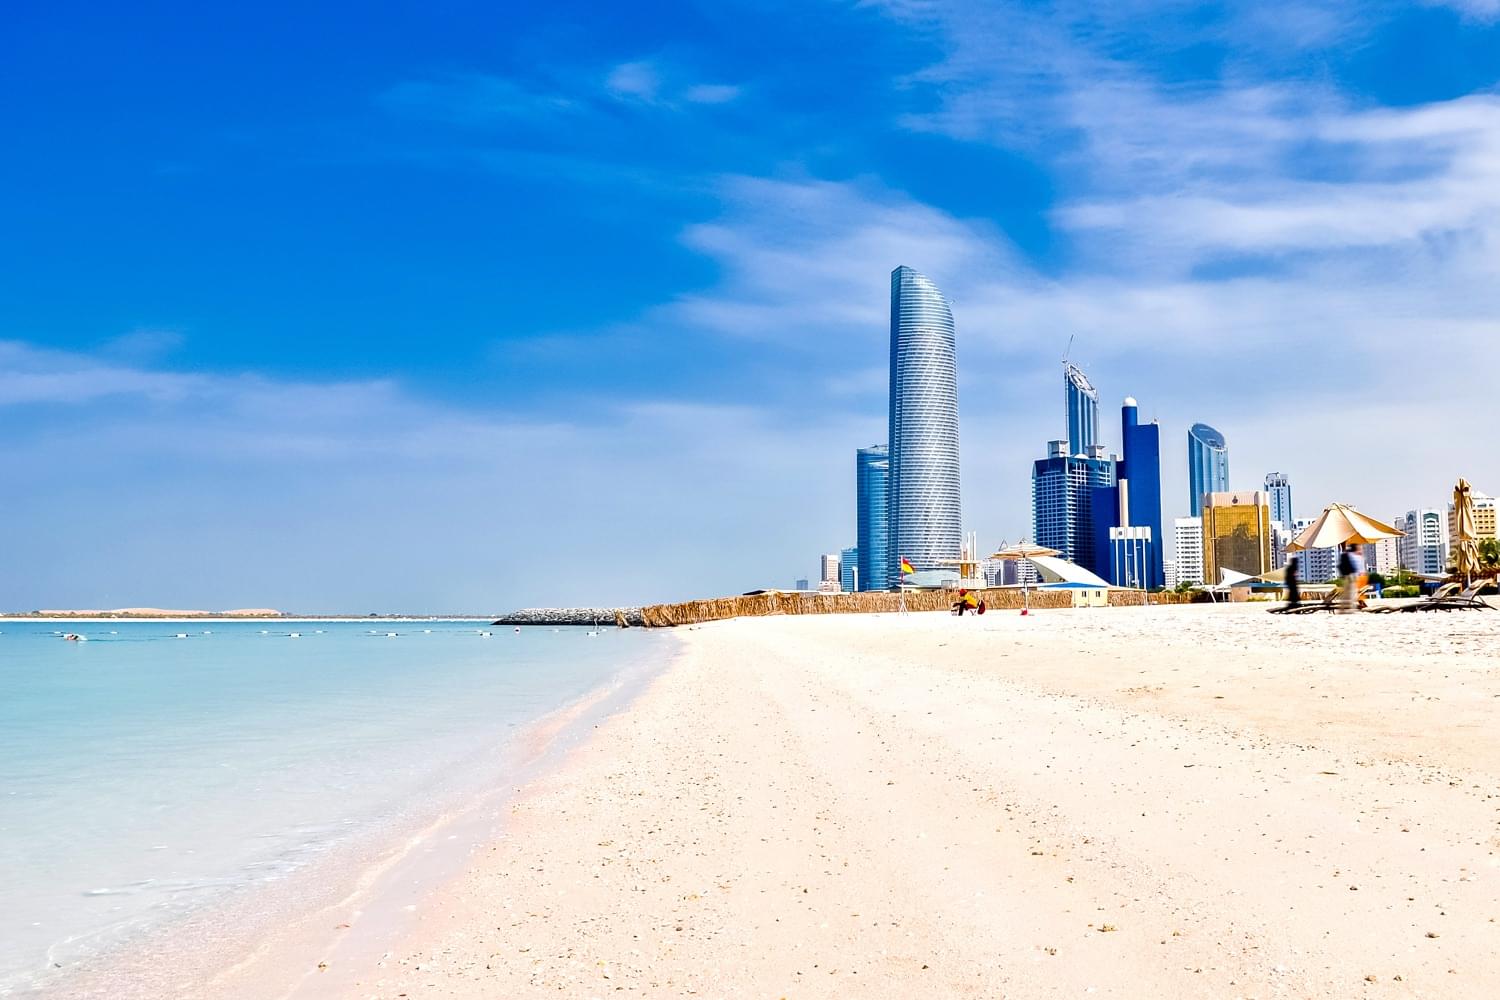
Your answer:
[1453,478,1480,586]
[988,542,1062,615]
[1287,503,1403,552]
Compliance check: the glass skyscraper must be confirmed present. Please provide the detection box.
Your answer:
[1032,440,1115,568]
[1116,397,1165,589]
[1064,362,1099,457]
[1264,472,1293,530]
[887,266,961,579]
[839,545,859,593]
[1187,423,1229,517]
[856,445,890,591]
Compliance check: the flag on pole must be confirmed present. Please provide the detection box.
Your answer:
[900,557,915,576]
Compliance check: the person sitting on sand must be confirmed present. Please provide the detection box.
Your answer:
[952,590,979,616]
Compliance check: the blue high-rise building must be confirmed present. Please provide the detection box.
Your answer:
[1264,472,1293,530]
[1032,440,1116,570]
[1187,423,1229,517]
[1064,362,1099,457]
[1105,397,1165,590]
[887,266,962,580]
[839,545,859,593]
[856,445,890,591]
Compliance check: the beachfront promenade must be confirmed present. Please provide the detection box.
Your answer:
[303,604,1500,999]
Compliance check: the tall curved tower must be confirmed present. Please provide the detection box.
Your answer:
[1064,361,1099,456]
[887,265,961,581]
[1187,423,1229,518]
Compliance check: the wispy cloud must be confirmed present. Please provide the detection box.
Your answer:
[382,57,741,129]
[378,73,579,127]
[1,341,873,610]
[1427,0,1500,22]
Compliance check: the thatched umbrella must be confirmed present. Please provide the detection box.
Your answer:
[988,542,1062,614]
[1453,478,1480,587]
[1288,503,1403,552]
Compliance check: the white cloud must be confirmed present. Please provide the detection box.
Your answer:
[683,83,742,105]
[378,74,577,126]
[1,342,875,611]
[1425,0,1500,21]
[604,60,662,102]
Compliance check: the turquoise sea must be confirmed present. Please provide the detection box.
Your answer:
[0,619,664,996]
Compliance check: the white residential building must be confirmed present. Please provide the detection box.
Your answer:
[1364,536,1401,575]
[1172,517,1203,586]
[1270,524,1293,570]
[1164,558,1179,590]
[1290,516,1339,582]
[1399,509,1449,576]
[820,553,841,588]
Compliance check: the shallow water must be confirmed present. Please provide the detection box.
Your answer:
[0,619,662,995]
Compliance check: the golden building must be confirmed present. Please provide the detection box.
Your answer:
[1201,490,1273,583]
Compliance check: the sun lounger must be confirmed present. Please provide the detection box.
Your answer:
[1365,582,1456,614]
[1272,586,1361,614]
[1394,578,1495,612]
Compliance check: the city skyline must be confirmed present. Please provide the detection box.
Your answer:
[5,2,1500,610]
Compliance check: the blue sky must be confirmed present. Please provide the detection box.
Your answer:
[5,0,1500,611]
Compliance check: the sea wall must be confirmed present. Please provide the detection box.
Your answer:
[493,608,646,627]
[639,588,1072,627]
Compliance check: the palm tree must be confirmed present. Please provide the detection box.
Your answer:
[1479,538,1500,576]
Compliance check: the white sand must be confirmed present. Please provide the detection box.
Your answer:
[221,605,1500,997]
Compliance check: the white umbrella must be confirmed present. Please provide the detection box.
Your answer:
[988,542,1062,615]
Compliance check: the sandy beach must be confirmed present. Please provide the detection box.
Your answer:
[208,603,1500,998]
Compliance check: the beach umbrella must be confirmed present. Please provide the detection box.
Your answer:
[988,542,1062,560]
[1453,478,1480,586]
[1287,503,1402,552]
[1253,566,1289,584]
[988,542,1061,615]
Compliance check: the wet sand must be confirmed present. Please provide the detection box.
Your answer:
[246,605,1500,996]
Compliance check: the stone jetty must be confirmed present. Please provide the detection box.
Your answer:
[492,607,644,627]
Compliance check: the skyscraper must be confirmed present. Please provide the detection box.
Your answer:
[1116,398,1165,589]
[839,546,859,593]
[1187,423,1229,517]
[856,446,890,591]
[1264,472,1293,530]
[1032,440,1116,567]
[887,266,961,580]
[1064,361,1099,457]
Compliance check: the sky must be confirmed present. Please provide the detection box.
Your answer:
[4,0,1500,612]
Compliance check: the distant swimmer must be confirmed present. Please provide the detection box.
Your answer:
[63,633,81,641]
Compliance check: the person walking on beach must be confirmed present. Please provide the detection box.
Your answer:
[1337,543,1364,614]
[1284,554,1301,608]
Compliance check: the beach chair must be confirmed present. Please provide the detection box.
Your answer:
[1272,587,1338,614]
[1280,583,1373,614]
[1365,582,1456,614]
[1398,578,1495,612]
